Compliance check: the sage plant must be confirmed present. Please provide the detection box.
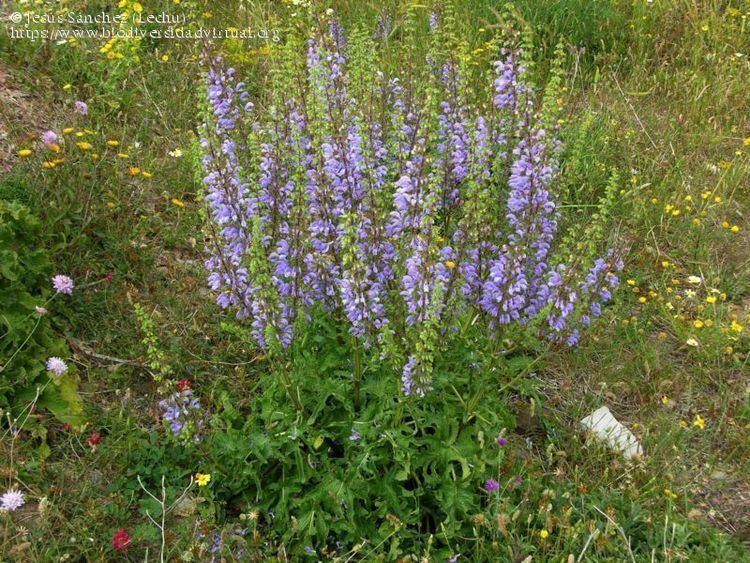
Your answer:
[199,15,622,404]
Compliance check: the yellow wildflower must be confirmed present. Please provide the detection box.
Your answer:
[76,142,92,150]
[171,198,185,208]
[107,140,120,147]
[63,127,74,134]
[693,415,705,430]
[128,167,140,176]
[18,149,32,157]
[693,320,704,328]
[730,320,744,333]
[445,260,456,270]
[195,472,211,486]
[706,296,717,304]
[539,530,549,539]
[730,225,740,233]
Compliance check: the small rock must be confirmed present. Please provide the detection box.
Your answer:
[580,406,643,459]
[172,494,202,517]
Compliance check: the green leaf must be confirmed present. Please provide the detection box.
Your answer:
[38,375,85,426]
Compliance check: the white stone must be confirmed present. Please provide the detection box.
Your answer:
[580,406,643,459]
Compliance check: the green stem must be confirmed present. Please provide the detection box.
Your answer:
[278,360,304,414]
[353,340,362,410]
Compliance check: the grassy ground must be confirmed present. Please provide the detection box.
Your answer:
[1,0,749,560]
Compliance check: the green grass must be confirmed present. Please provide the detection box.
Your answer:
[1,0,749,560]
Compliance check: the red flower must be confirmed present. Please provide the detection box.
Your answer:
[61,423,72,431]
[87,432,102,446]
[105,271,114,284]
[112,529,131,551]
[177,379,191,391]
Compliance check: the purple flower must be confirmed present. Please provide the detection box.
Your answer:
[0,489,25,512]
[401,355,433,398]
[349,428,361,441]
[484,478,500,492]
[373,13,392,41]
[496,436,508,447]
[46,357,68,376]
[435,64,471,210]
[159,389,206,444]
[41,130,58,145]
[428,11,439,31]
[201,60,256,330]
[52,275,74,295]
[74,100,88,115]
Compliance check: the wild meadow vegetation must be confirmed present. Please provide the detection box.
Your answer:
[1,0,749,560]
